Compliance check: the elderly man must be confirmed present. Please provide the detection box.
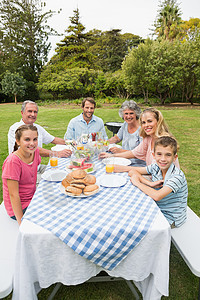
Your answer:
[64,97,108,140]
[8,100,72,158]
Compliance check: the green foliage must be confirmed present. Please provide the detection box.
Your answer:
[122,39,153,102]
[122,38,200,104]
[1,71,26,104]
[147,39,181,104]
[0,0,57,100]
[37,68,102,99]
[51,8,96,69]
[104,71,128,99]
[153,0,183,40]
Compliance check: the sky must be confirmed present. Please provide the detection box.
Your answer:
[44,0,200,60]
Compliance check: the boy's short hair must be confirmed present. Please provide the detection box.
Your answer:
[154,136,178,155]
[82,97,96,108]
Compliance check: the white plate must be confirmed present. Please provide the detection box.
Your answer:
[102,157,131,166]
[99,174,127,188]
[41,170,68,182]
[108,144,122,150]
[51,145,73,151]
[60,184,100,198]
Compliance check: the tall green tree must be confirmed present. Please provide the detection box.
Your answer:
[154,0,182,40]
[89,29,127,72]
[148,40,181,103]
[0,0,56,99]
[1,71,26,104]
[177,38,200,104]
[51,8,95,68]
[122,39,153,102]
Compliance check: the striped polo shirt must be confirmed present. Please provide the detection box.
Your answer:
[146,163,188,227]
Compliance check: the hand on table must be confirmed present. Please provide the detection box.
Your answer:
[109,147,122,154]
[128,168,135,177]
[57,149,72,158]
[98,152,111,159]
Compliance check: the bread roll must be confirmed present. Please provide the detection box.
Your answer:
[71,183,86,189]
[62,178,70,188]
[84,175,96,185]
[65,173,73,183]
[65,186,83,196]
[83,184,99,195]
[71,169,87,179]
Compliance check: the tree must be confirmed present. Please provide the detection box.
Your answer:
[154,0,182,41]
[51,8,95,69]
[0,0,56,99]
[179,18,200,41]
[177,39,200,104]
[89,29,127,72]
[37,68,101,99]
[122,39,153,102]
[148,40,181,104]
[1,71,26,104]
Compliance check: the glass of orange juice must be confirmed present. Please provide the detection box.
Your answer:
[77,144,84,150]
[106,157,114,174]
[49,151,58,168]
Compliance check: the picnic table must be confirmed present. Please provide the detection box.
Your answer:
[12,157,171,300]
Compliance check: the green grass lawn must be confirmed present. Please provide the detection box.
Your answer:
[0,102,200,299]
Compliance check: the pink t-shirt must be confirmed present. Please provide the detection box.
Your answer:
[2,148,41,216]
[131,136,180,168]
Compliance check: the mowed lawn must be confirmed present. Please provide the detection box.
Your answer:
[0,102,200,300]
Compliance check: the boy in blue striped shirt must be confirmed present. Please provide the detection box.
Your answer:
[129,136,188,227]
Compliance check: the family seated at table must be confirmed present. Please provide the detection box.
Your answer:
[2,98,187,228]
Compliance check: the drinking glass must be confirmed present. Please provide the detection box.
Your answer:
[77,144,84,150]
[105,157,114,174]
[49,151,58,168]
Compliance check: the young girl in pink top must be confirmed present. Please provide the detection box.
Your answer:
[99,107,180,171]
[2,125,41,225]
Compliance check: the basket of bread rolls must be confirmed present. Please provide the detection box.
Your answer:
[61,169,99,197]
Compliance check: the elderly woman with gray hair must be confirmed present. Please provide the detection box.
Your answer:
[108,100,146,166]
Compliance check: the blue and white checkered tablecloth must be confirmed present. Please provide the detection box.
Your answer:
[24,157,159,271]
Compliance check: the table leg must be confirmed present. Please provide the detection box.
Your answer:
[47,283,62,300]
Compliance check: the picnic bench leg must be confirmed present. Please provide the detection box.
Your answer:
[126,280,140,300]
[47,282,62,300]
